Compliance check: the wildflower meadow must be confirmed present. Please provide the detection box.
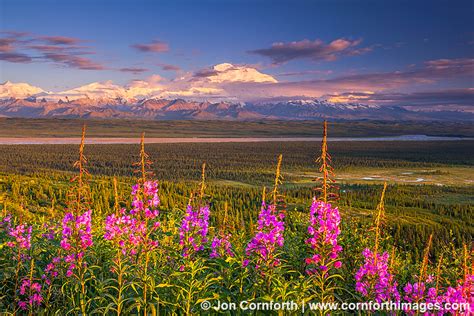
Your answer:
[0,122,472,315]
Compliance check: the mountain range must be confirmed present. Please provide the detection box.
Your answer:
[0,81,472,121]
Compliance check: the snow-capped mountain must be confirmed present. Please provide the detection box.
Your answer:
[0,81,472,121]
[0,81,46,99]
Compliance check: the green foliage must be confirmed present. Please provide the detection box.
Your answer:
[0,139,471,314]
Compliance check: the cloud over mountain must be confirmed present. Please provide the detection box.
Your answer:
[249,38,372,64]
[192,63,278,83]
[1,56,472,110]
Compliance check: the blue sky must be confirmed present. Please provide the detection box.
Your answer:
[0,0,472,105]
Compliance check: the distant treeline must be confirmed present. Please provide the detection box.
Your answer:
[1,141,473,184]
[1,118,474,137]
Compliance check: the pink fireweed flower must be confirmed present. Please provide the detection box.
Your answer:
[403,277,444,315]
[305,199,342,273]
[104,210,145,255]
[61,210,92,251]
[18,279,43,310]
[355,248,400,303]
[104,181,161,257]
[210,234,234,258]
[6,224,32,250]
[0,214,12,228]
[42,256,61,285]
[60,210,93,275]
[440,274,473,315]
[130,181,160,218]
[179,204,210,257]
[245,202,285,269]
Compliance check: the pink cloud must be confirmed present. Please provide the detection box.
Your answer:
[0,38,16,53]
[0,52,32,63]
[119,67,149,74]
[217,58,474,102]
[39,36,82,45]
[43,53,105,70]
[0,31,106,70]
[132,40,169,53]
[249,38,371,64]
[158,63,181,71]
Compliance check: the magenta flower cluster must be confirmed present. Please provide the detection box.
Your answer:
[18,279,43,310]
[440,275,473,315]
[0,214,11,228]
[60,210,93,276]
[179,204,210,258]
[403,277,440,315]
[210,234,234,259]
[245,202,285,269]
[104,181,161,255]
[355,248,400,303]
[6,223,32,250]
[305,199,342,273]
[42,256,61,285]
[130,181,160,218]
[105,211,144,255]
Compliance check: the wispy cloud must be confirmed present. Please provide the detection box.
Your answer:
[0,38,16,53]
[320,58,474,89]
[278,69,333,77]
[0,32,106,70]
[0,36,33,63]
[27,44,87,53]
[43,53,105,70]
[194,58,474,103]
[0,52,32,63]
[119,67,149,74]
[39,36,82,45]
[131,40,169,53]
[158,63,181,71]
[249,38,372,64]
[323,88,474,108]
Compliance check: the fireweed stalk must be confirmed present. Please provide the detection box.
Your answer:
[60,209,93,315]
[56,123,93,315]
[355,249,400,303]
[245,200,285,270]
[315,121,338,203]
[401,241,472,315]
[245,156,285,292]
[104,180,161,314]
[355,183,400,304]
[179,203,210,258]
[442,266,473,316]
[210,203,234,259]
[304,121,343,309]
[305,199,343,303]
[4,217,33,311]
[179,163,210,261]
[402,235,438,315]
[129,133,162,315]
[18,259,43,314]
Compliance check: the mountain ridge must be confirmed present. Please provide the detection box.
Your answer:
[1,81,472,121]
[0,96,472,121]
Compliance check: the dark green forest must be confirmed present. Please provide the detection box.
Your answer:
[1,140,472,261]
